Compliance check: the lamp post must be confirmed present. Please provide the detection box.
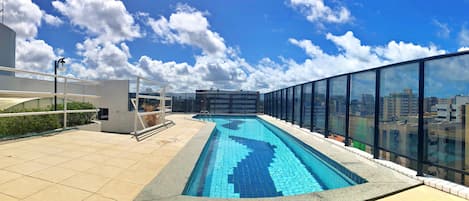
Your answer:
[54,58,66,111]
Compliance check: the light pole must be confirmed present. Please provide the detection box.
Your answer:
[54,58,66,111]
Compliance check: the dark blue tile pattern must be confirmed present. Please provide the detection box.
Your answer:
[228,136,283,198]
[222,120,245,130]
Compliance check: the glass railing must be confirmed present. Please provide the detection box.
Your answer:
[263,51,469,186]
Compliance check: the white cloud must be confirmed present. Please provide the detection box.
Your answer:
[289,0,351,24]
[3,0,43,39]
[458,47,469,52]
[43,13,63,26]
[243,31,446,93]
[147,4,226,56]
[15,39,56,72]
[433,19,450,38]
[52,0,141,43]
[2,0,59,73]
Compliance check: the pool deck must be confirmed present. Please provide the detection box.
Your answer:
[0,114,467,201]
[135,115,422,201]
[0,114,205,201]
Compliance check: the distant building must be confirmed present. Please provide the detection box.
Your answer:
[436,96,469,122]
[196,90,260,114]
[0,23,16,76]
[382,89,418,121]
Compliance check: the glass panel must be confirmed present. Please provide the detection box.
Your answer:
[379,63,419,163]
[294,85,302,125]
[349,71,376,146]
[287,87,294,122]
[313,80,326,132]
[302,83,313,129]
[424,54,469,184]
[328,76,347,138]
[282,89,287,120]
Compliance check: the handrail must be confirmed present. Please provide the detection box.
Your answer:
[0,66,99,84]
[0,109,98,118]
[0,66,100,131]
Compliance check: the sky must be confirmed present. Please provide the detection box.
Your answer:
[3,0,469,93]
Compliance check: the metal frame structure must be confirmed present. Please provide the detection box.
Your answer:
[132,76,172,136]
[264,50,469,184]
[0,66,99,130]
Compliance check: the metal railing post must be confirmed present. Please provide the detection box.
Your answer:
[160,86,166,123]
[373,69,381,159]
[417,61,425,176]
[325,79,330,138]
[345,75,351,146]
[134,78,140,135]
[311,82,315,132]
[63,78,67,129]
[300,84,304,127]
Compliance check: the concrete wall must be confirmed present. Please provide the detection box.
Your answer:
[97,80,134,133]
[0,75,99,107]
[0,23,15,76]
[0,75,98,96]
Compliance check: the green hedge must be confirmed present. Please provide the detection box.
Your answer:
[0,102,95,138]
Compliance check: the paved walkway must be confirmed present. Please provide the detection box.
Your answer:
[0,114,205,201]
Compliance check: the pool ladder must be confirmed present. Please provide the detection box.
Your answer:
[200,110,213,121]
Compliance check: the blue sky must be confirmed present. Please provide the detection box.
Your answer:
[3,0,469,92]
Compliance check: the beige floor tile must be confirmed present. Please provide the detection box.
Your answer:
[60,173,110,192]
[33,155,71,166]
[79,154,110,163]
[104,158,137,169]
[379,185,466,201]
[58,159,97,171]
[23,184,91,201]
[55,151,89,159]
[83,194,115,201]
[0,156,25,169]
[116,152,146,160]
[115,169,157,185]
[3,151,45,161]
[98,179,142,201]
[85,165,124,178]
[127,161,166,174]
[30,147,64,155]
[4,161,50,175]
[29,167,78,183]
[0,170,22,185]
[0,176,52,199]
[98,149,123,157]
[0,193,18,201]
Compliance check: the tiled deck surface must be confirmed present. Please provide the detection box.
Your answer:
[379,185,467,201]
[0,114,204,201]
[0,114,467,201]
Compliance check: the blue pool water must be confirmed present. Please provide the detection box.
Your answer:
[183,116,365,198]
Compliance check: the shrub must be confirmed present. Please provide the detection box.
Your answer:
[0,102,95,138]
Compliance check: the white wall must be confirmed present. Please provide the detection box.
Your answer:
[97,80,135,133]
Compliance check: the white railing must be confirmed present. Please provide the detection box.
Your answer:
[0,66,100,130]
[132,76,172,135]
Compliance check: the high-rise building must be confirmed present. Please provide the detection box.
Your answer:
[196,90,260,113]
[382,89,418,121]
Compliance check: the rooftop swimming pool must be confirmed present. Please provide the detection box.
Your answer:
[183,115,366,198]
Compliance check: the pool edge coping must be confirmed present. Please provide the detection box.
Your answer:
[134,115,422,201]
